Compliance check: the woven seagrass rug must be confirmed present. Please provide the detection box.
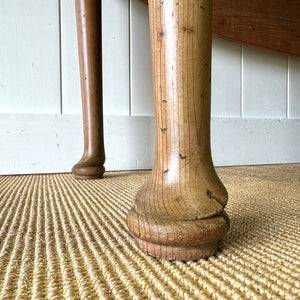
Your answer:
[0,164,299,299]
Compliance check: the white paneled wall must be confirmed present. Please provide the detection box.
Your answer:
[243,48,288,118]
[211,37,241,117]
[102,0,130,115]
[130,0,154,116]
[0,0,299,175]
[0,0,61,114]
[60,0,81,114]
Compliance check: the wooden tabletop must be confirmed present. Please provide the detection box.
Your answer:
[138,0,300,57]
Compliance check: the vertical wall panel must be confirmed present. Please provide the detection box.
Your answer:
[288,56,300,119]
[130,0,154,116]
[61,0,130,115]
[102,0,130,115]
[0,0,60,113]
[211,37,242,117]
[61,0,81,114]
[243,47,288,118]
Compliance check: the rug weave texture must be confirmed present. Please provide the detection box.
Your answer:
[0,164,299,299]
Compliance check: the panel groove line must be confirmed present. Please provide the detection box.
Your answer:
[59,0,63,114]
[240,46,244,118]
[286,56,290,119]
[128,0,132,116]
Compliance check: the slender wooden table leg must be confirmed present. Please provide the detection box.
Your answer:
[72,0,105,180]
[127,0,230,260]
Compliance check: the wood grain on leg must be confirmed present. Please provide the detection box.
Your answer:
[72,0,105,180]
[127,0,230,261]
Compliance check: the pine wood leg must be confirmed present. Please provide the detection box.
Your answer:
[72,0,105,180]
[127,0,230,260]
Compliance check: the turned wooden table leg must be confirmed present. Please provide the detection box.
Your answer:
[72,0,105,180]
[127,0,229,260]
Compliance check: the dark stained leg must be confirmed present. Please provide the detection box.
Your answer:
[72,0,105,180]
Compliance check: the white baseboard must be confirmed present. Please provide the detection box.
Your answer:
[0,114,299,175]
[211,118,300,166]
